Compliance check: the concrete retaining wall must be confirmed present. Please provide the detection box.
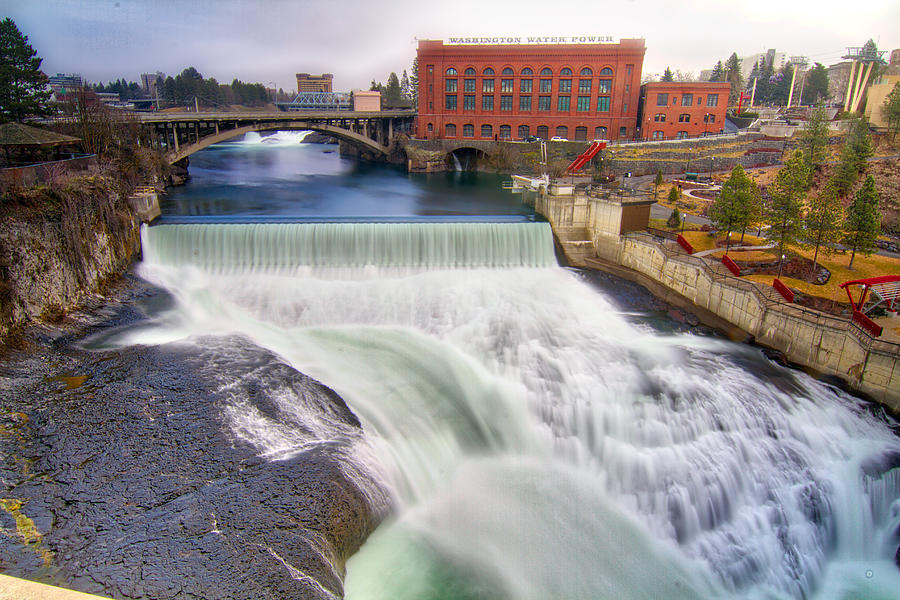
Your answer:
[607,235,900,410]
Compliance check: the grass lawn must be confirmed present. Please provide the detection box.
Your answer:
[730,247,900,301]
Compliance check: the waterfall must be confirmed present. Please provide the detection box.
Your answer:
[450,152,463,171]
[142,222,556,271]
[133,222,900,600]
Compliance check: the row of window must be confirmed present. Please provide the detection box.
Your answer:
[651,114,717,123]
[441,123,626,140]
[445,95,621,113]
[649,130,720,140]
[655,93,719,107]
[445,66,615,77]
[446,78,615,94]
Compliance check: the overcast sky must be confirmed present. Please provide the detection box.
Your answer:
[6,0,899,92]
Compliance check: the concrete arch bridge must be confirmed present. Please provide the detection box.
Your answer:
[134,110,415,165]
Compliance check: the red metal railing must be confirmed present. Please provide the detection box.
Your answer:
[852,310,883,337]
[721,254,741,276]
[676,234,693,254]
[772,278,794,302]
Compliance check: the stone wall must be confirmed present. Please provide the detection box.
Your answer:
[406,131,786,176]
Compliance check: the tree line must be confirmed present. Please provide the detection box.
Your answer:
[90,68,277,108]
[368,57,419,110]
[706,111,880,270]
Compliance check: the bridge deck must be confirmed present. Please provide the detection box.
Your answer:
[135,110,414,123]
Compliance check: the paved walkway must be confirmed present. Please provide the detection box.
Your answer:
[0,575,111,599]
[693,244,775,257]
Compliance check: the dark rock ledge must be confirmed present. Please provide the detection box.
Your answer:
[0,277,385,600]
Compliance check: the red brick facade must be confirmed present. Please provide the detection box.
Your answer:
[638,81,731,141]
[416,39,646,142]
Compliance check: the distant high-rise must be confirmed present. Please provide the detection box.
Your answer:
[141,72,166,97]
[296,73,333,93]
[740,49,786,80]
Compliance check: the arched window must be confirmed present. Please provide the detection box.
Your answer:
[499,124,512,139]
[446,67,457,75]
[594,126,607,139]
[481,124,492,138]
[540,67,552,76]
[501,67,514,75]
[521,67,533,75]
[599,67,613,76]
[536,125,549,139]
[580,67,593,76]
[463,124,474,137]
[560,67,572,76]
[574,126,588,141]
[464,67,475,75]
[483,67,495,75]
[676,131,689,139]
[555,126,568,139]
[652,131,664,140]
[445,124,457,137]
[518,125,530,139]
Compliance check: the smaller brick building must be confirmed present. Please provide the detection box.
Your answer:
[638,81,731,141]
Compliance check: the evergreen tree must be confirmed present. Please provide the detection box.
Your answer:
[667,185,680,205]
[709,60,726,82]
[880,82,900,140]
[653,169,664,200]
[710,165,762,243]
[400,70,410,100]
[801,63,829,105]
[802,181,843,270]
[799,105,829,176]
[764,150,810,257]
[409,56,419,108]
[667,207,682,229]
[661,67,674,82]
[771,64,793,106]
[843,175,880,268]
[383,72,402,108]
[833,116,873,196]
[725,52,743,105]
[0,18,51,122]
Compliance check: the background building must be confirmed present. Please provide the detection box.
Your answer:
[141,72,165,98]
[352,90,381,112]
[47,73,82,93]
[296,73,333,93]
[740,49,786,81]
[638,81,731,140]
[415,38,646,141]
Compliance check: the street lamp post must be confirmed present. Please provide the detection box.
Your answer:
[777,254,786,279]
[725,231,732,256]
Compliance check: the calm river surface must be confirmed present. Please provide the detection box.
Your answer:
[137,131,900,600]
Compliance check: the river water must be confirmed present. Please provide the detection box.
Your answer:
[130,132,900,599]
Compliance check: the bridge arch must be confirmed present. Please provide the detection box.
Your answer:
[164,121,390,165]
[447,146,489,171]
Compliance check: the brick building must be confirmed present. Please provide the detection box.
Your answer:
[296,73,334,93]
[637,81,731,141]
[416,38,646,142]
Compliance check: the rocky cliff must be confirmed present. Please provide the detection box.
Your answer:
[0,175,140,342]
